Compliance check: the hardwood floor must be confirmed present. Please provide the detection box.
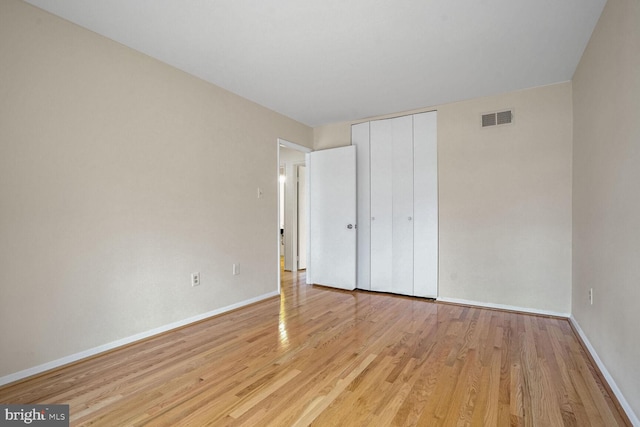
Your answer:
[0,270,630,426]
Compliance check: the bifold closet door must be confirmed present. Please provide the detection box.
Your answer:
[370,119,393,291]
[413,111,438,297]
[370,115,414,296]
[354,111,438,298]
[391,116,414,295]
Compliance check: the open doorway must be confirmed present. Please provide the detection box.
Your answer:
[277,139,311,292]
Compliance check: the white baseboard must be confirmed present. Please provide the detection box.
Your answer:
[436,296,570,318]
[569,316,639,426]
[0,290,279,387]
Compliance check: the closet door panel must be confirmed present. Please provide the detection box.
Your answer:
[413,112,438,297]
[391,116,414,296]
[369,119,393,291]
[352,122,371,290]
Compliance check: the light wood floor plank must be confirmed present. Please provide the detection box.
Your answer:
[0,270,631,426]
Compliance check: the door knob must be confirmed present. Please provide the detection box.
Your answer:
[347,224,354,229]
[408,216,412,221]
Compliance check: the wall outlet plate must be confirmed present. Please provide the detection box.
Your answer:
[192,272,200,287]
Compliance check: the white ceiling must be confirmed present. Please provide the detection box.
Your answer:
[24,0,606,127]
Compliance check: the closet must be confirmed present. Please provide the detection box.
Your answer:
[352,111,437,298]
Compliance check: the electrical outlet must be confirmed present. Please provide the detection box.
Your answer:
[191,272,200,287]
[589,288,593,305]
[233,263,240,276]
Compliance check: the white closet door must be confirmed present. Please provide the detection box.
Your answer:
[370,119,393,292]
[361,112,438,298]
[413,112,438,297]
[352,122,371,290]
[370,115,414,296]
[391,116,414,295]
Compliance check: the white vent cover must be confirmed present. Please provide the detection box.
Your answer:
[481,109,513,128]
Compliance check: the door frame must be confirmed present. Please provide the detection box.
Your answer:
[277,139,311,294]
[296,163,308,271]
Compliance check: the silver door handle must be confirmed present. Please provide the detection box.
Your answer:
[347,224,354,229]
[408,216,412,221]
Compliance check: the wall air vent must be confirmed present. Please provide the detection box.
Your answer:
[481,109,513,128]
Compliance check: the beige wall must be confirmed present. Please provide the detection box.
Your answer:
[313,121,352,150]
[572,0,640,419]
[315,82,573,314]
[438,84,572,313]
[0,0,312,378]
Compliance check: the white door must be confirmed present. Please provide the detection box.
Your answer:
[370,116,414,296]
[370,119,394,292]
[391,115,414,296]
[413,111,438,297]
[307,146,357,290]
